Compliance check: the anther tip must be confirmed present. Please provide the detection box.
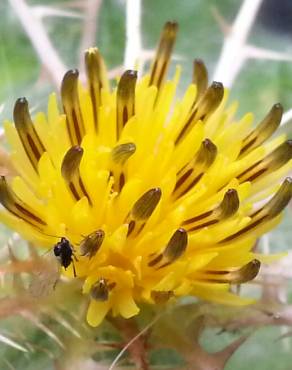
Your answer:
[194,58,204,65]
[211,81,223,90]
[274,102,283,110]
[202,138,211,146]
[165,20,178,28]
[226,188,236,195]
[16,97,27,106]
[153,187,162,195]
[72,145,83,153]
[85,47,98,55]
[202,138,216,150]
[124,70,138,78]
[63,69,79,80]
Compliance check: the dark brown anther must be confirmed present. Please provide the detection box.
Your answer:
[79,230,105,258]
[231,259,261,283]
[90,278,109,301]
[151,290,174,304]
[240,103,283,156]
[116,70,137,140]
[61,146,84,183]
[85,48,108,132]
[217,189,240,219]
[111,142,136,165]
[193,59,208,102]
[149,21,178,90]
[195,81,224,121]
[131,188,162,221]
[13,97,45,171]
[264,177,292,219]
[61,69,85,145]
[195,139,218,167]
[163,228,188,263]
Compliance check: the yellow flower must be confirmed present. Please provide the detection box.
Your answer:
[0,22,292,327]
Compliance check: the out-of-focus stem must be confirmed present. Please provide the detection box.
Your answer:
[213,0,263,87]
[124,0,142,69]
[108,316,150,370]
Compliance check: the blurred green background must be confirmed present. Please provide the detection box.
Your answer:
[0,0,292,369]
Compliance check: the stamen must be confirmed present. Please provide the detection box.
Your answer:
[61,146,91,203]
[90,278,109,301]
[183,189,239,232]
[85,48,108,132]
[79,229,105,258]
[116,70,137,140]
[196,138,218,166]
[193,59,208,102]
[131,188,162,221]
[0,176,46,227]
[240,103,283,157]
[220,178,292,243]
[163,228,188,263]
[174,139,217,198]
[238,140,292,183]
[111,142,136,165]
[149,21,178,90]
[216,189,239,218]
[175,82,224,145]
[204,259,261,284]
[260,177,292,219]
[61,146,83,182]
[195,81,224,121]
[13,98,45,172]
[151,290,174,304]
[61,69,85,145]
[232,259,261,283]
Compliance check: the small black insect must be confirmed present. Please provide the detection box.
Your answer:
[53,237,77,277]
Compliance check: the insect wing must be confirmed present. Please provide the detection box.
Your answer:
[29,251,61,298]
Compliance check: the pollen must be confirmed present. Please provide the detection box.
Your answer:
[1,21,292,327]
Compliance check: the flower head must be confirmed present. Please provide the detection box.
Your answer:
[1,22,292,326]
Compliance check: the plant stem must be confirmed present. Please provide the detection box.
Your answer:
[108,316,150,370]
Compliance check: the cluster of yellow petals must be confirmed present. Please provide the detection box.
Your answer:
[0,22,291,326]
